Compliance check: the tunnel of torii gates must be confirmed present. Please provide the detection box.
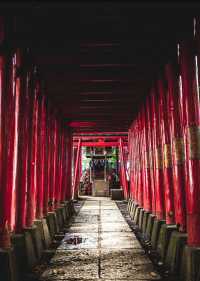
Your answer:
[2,12,200,281]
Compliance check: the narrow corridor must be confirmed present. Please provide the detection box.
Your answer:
[41,198,161,281]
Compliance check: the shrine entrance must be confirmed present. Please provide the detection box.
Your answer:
[80,146,119,197]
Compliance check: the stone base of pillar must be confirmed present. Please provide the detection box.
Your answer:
[0,247,17,281]
[180,245,200,281]
[34,218,52,249]
[157,223,178,262]
[12,230,37,275]
[164,230,187,276]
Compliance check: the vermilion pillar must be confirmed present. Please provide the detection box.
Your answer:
[165,63,187,232]
[26,77,38,227]
[0,53,11,247]
[61,131,67,202]
[43,103,51,216]
[54,126,63,208]
[179,41,200,246]
[137,114,144,207]
[65,131,72,200]
[128,127,135,200]
[15,52,31,232]
[36,94,46,219]
[158,78,175,224]
[142,106,152,212]
[128,129,133,199]
[146,97,156,214]
[48,116,57,211]
[132,121,139,203]
[5,52,20,231]
[150,87,165,220]
[58,133,64,204]
[72,139,81,199]
[119,138,128,199]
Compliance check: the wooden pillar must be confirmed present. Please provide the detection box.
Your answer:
[26,75,38,227]
[150,88,165,220]
[179,41,200,246]
[158,78,175,224]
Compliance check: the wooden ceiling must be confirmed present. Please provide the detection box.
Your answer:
[2,2,198,133]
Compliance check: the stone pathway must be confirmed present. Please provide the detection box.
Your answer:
[41,197,161,281]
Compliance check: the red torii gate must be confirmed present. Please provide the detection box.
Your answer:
[72,137,129,199]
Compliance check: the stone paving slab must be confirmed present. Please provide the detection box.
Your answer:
[72,215,99,224]
[50,249,98,266]
[100,232,142,249]
[100,215,127,222]
[67,223,98,233]
[101,249,151,265]
[101,222,132,232]
[41,262,99,280]
[57,233,98,250]
[40,197,161,281]
[101,236,142,249]
[100,263,161,280]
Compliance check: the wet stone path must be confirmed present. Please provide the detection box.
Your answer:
[41,197,161,281]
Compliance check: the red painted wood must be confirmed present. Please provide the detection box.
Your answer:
[54,125,62,208]
[43,103,51,216]
[142,106,152,212]
[66,131,72,200]
[26,79,39,227]
[119,138,128,199]
[72,139,81,199]
[137,113,144,207]
[150,88,165,220]
[0,54,8,240]
[48,117,57,211]
[36,95,46,219]
[73,141,120,147]
[146,96,156,214]
[158,79,175,224]
[179,40,200,246]
[4,53,20,230]
[60,131,67,202]
[15,53,31,232]
[165,63,187,232]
